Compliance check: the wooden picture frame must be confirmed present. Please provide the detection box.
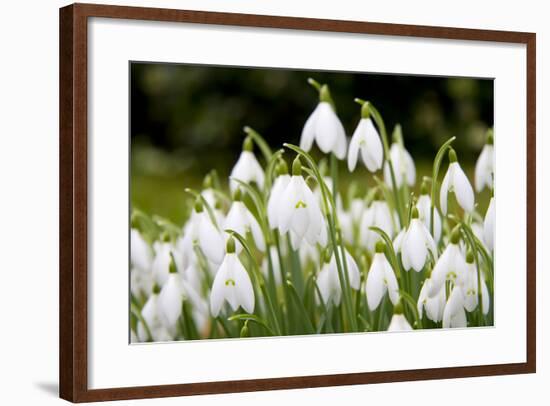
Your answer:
[59,3,536,402]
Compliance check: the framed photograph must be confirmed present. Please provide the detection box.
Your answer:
[59,3,536,402]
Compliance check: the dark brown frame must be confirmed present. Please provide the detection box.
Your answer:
[59,3,536,402]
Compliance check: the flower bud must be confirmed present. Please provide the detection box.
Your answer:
[375,240,386,253]
[411,206,419,219]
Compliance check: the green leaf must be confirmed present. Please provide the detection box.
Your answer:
[244,126,273,162]
[228,313,276,336]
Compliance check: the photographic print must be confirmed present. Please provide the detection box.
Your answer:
[129,63,495,343]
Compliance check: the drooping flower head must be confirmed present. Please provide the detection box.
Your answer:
[384,126,416,188]
[230,136,265,193]
[400,206,438,272]
[417,269,446,323]
[440,149,475,215]
[484,194,495,251]
[365,240,399,311]
[267,160,291,230]
[276,157,326,250]
[360,192,395,252]
[348,102,383,172]
[224,187,265,252]
[300,80,346,159]
[475,129,494,192]
[210,237,255,317]
[428,227,467,297]
[179,198,225,266]
[317,247,361,306]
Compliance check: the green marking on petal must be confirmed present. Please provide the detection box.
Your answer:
[295,200,308,209]
[225,278,236,286]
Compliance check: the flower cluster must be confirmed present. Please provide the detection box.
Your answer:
[130,79,494,342]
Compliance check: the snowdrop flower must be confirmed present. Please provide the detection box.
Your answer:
[180,199,226,265]
[300,82,346,159]
[428,228,467,297]
[267,161,291,230]
[131,228,153,272]
[440,149,475,215]
[366,241,399,310]
[210,237,255,317]
[152,240,173,286]
[360,198,395,252]
[461,252,490,314]
[417,276,446,322]
[475,130,494,192]
[442,285,467,328]
[484,196,495,251]
[348,104,383,172]
[317,248,361,306]
[400,207,438,272]
[225,188,265,251]
[131,267,154,299]
[387,302,413,331]
[137,285,173,342]
[229,137,264,192]
[276,158,326,249]
[158,258,185,329]
[130,229,154,297]
[417,182,442,242]
[384,142,415,188]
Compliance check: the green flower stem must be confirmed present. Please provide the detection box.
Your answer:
[283,143,357,332]
[286,281,315,334]
[330,153,339,201]
[243,126,273,163]
[355,99,405,227]
[430,137,456,237]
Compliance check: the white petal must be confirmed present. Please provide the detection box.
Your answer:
[314,102,339,153]
[387,314,413,331]
[366,253,386,310]
[267,175,290,229]
[484,197,495,251]
[210,258,229,317]
[362,118,383,171]
[451,163,475,213]
[247,210,266,251]
[402,220,428,272]
[347,126,361,172]
[439,165,452,215]
[384,260,400,305]
[300,106,318,152]
[159,274,183,327]
[334,120,347,160]
[198,214,225,264]
[233,256,255,314]
[277,176,301,234]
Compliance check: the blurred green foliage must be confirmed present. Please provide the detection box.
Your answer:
[131,63,493,224]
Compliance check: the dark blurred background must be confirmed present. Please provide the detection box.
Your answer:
[131,63,493,224]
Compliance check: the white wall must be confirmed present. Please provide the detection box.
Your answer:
[0,0,546,404]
